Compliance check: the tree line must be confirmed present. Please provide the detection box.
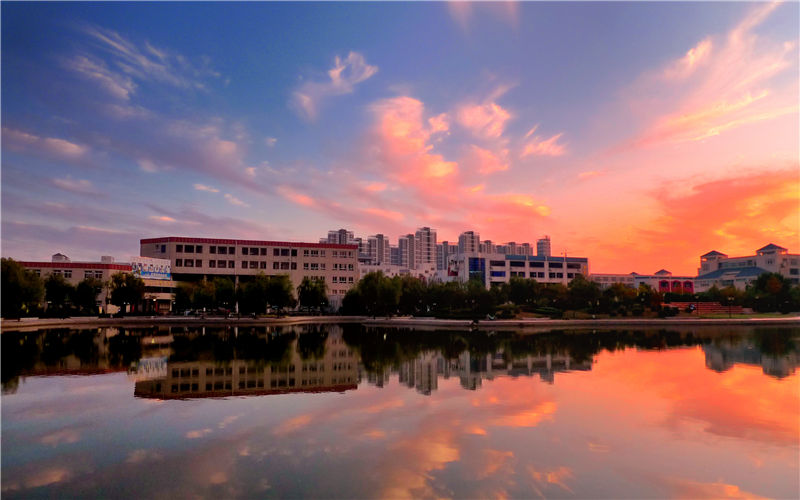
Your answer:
[1,258,146,318]
[175,274,329,315]
[341,271,800,318]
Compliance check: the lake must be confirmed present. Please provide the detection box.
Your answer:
[2,324,798,498]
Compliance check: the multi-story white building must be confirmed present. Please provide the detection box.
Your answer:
[696,243,799,290]
[414,226,437,269]
[458,231,480,254]
[446,251,589,289]
[140,236,359,306]
[366,234,391,265]
[398,234,416,269]
[19,254,175,313]
[537,236,552,257]
[436,241,459,270]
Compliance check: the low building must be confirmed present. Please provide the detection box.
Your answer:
[591,270,695,294]
[139,236,359,307]
[19,254,175,313]
[446,252,589,289]
[696,243,799,291]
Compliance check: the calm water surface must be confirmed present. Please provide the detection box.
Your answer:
[2,325,798,498]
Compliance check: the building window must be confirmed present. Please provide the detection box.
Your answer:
[550,262,563,268]
[217,260,226,268]
[291,249,297,257]
[228,247,235,254]
[250,261,258,269]
[557,273,563,278]
[281,262,290,270]
[184,260,193,268]
[210,246,217,254]
[218,246,227,255]
[176,245,183,252]
[209,261,216,268]
[304,250,310,257]
[274,249,280,256]
[291,263,297,270]
[176,259,183,267]
[185,245,194,253]
[273,262,280,270]
[196,246,203,253]
[228,260,234,268]
[95,271,103,278]
[281,249,290,257]
[260,248,267,256]
[161,245,166,253]
[303,263,309,270]
[242,248,249,255]
[320,263,326,270]
[531,262,544,268]
[85,270,94,279]
[549,272,556,278]
[348,277,354,283]
[195,260,202,267]
[242,261,247,269]
[567,263,581,269]
[64,270,72,278]
[260,262,267,269]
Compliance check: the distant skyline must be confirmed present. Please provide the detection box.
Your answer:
[2,2,798,275]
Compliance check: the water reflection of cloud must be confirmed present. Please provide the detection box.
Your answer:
[669,478,768,499]
[526,465,574,497]
[185,428,213,439]
[38,428,82,446]
[272,414,312,436]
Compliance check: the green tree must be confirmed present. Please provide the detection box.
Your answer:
[193,279,216,311]
[567,274,601,311]
[298,277,328,313]
[212,277,235,310]
[45,273,74,312]
[746,272,794,312]
[266,275,295,314]
[237,274,269,314]
[110,273,145,314]
[1,258,44,318]
[397,276,425,315]
[358,272,400,317]
[503,277,541,308]
[74,277,104,314]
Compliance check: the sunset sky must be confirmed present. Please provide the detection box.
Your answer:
[2,1,798,274]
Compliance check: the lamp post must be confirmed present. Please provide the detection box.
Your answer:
[727,296,734,319]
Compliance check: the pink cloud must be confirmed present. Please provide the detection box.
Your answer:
[469,145,509,174]
[521,129,566,157]
[628,2,798,149]
[457,101,512,139]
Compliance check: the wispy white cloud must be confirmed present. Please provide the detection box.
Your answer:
[265,136,277,147]
[224,193,248,207]
[194,183,220,193]
[81,23,220,91]
[291,51,378,120]
[65,54,137,100]
[51,177,97,195]
[521,128,567,157]
[2,127,89,159]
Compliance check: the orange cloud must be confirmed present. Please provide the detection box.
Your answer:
[669,479,769,499]
[570,167,799,274]
[470,145,509,174]
[277,185,317,207]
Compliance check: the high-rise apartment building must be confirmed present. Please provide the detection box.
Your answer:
[366,234,391,265]
[414,227,437,269]
[398,234,416,269]
[537,236,551,257]
[458,231,480,254]
[322,228,356,245]
[436,241,459,270]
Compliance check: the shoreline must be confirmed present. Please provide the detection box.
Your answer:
[2,314,799,333]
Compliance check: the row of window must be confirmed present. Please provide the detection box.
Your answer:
[168,244,355,259]
[495,260,583,269]
[50,269,73,278]
[331,276,355,284]
[504,271,576,279]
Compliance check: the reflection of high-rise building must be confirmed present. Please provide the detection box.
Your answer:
[134,333,359,399]
[703,340,797,378]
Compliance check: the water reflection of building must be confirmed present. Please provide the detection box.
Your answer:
[134,335,359,399]
[703,341,798,379]
[374,349,592,395]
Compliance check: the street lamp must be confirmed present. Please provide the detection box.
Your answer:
[727,296,734,319]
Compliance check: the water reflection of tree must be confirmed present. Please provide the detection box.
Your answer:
[297,325,328,360]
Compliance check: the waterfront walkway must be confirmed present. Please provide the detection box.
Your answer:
[2,314,799,332]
